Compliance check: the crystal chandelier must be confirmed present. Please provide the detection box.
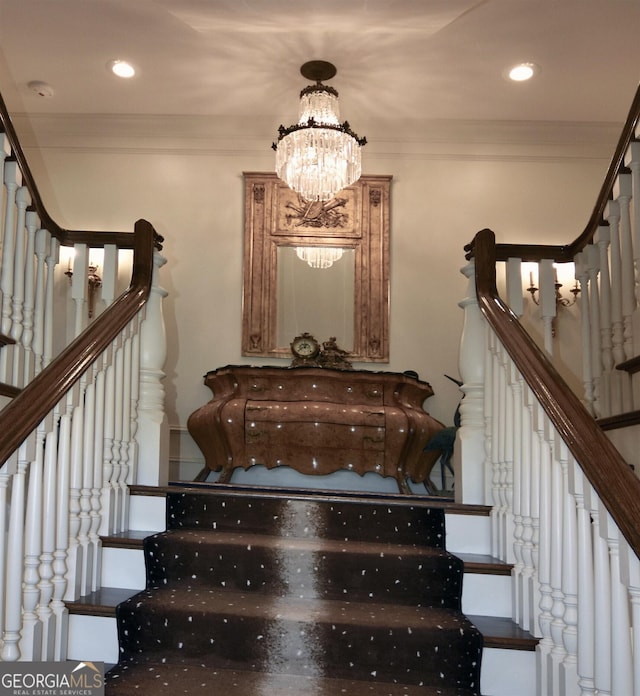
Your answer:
[273,61,367,202]
[296,246,344,269]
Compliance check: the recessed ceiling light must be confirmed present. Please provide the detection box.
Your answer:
[108,59,136,79]
[507,62,539,82]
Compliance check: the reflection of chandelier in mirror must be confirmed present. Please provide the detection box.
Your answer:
[296,246,344,269]
[273,60,367,202]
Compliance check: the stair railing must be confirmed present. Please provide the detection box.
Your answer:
[460,83,640,695]
[0,93,167,662]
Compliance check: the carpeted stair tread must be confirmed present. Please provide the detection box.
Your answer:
[105,661,478,695]
[167,491,446,547]
[118,585,476,629]
[144,528,463,607]
[115,586,482,689]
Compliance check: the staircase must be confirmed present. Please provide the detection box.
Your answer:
[68,483,537,696]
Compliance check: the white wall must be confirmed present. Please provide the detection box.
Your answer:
[15,114,613,431]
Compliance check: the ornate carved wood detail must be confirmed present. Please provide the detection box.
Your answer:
[242,173,391,362]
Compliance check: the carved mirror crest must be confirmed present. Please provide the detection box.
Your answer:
[242,172,391,362]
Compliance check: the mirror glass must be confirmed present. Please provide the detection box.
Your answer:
[276,246,355,349]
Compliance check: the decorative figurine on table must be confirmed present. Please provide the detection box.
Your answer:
[318,336,353,370]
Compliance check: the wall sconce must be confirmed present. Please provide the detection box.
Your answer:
[526,269,580,336]
[65,260,103,319]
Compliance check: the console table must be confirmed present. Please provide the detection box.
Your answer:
[187,365,445,494]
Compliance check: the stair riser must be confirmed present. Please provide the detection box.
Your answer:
[115,607,482,690]
[167,492,446,547]
[144,532,463,608]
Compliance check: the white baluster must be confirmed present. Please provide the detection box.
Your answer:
[127,326,141,502]
[492,346,511,560]
[511,369,525,625]
[569,464,595,695]
[101,244,118,307]
[614,173,635,365]
[64,405,84,601]
[112,338,124,532]
[487,335,502,557]
[137,247,169,486]
[605,199,629,413]
[10,186,30,386]
[32,228,49,374]
[626,141,640,309]
[38,430,58,659]
[100,358,116,535]
[71,243,88,338]
[20,436,44,660]
[618,532,640,696]
[586,245,602,418]
[457,259,488,505]
[519,387,535,633]
[80,381,95,595]
[528,394,543,638]
[119,330,133,531]
[548,434,567,696]
[1,442,29,661]
[506,257,524,317]
[0,161,21,382]
[91,363,106,591]
[0,472,11,654]
[591,499,612,695]
[594,225,612,417]
[52,413,71,659]
[574,252,594,414]
[21,210,39,384]
[536,409,554,695]
[557,441,579,696]
[43,237,59,368]
[539,259,556,355]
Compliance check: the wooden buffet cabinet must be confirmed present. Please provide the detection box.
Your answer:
[187,365,445,494]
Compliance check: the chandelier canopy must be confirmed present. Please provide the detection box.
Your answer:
[273,61,367,202]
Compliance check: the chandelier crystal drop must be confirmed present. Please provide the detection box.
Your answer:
[273,61,366,202]
[296,246,344,269]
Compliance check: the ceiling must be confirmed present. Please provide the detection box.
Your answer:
[0,0,639,147]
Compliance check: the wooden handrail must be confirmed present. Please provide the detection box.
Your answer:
[470,227,640,556]
[0,91,138,249]
[475,81,640,264]
[0,93,160,466]
[0,218,155,466]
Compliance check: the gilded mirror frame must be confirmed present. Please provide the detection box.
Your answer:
[242,172,391,362]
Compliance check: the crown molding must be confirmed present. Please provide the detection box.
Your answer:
[9,112,620,163]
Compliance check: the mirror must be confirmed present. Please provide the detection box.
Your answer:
[242,172,391,362]
[276,246,355,349]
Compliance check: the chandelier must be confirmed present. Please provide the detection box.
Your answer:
[273,60,367,202]
[296,246,344,269]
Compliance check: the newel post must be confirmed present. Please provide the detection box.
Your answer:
[136,247,169,486]
[456,259,488,505]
